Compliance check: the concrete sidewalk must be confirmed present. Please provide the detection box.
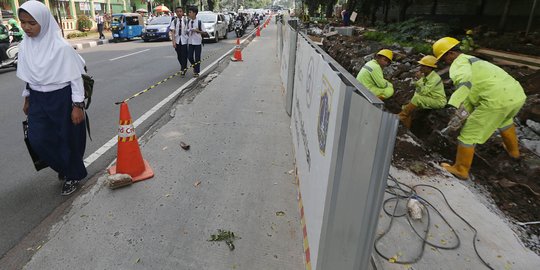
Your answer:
[23,23,304,269]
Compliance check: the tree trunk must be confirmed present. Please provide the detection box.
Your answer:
[476,0,487,15]
[383,0,390,23]
[431,0,438,15]
[208,0,215,11]
[347,0,358,12]
[397,0,412,22]
[325,0,337,18]
[498,0,512,32]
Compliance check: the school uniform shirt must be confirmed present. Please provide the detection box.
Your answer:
[96,15,104,25]
[22,78,85,102]
[169,16,188,45]
[188,18,203,45]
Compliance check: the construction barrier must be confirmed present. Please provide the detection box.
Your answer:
[278,20,398,270]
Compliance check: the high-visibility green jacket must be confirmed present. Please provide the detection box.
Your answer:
[356,60,394,99]
[411,71,447,109]
[448,54,525,112]
[449,54,527,145]
[460,36,476,53]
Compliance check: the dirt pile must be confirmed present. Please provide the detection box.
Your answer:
[318,30,540,254]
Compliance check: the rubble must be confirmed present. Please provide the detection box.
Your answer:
[314,28,540,255]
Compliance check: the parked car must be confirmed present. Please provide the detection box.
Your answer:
[223,14,234,32]
[142,16,173,42]
[197,11,228,43]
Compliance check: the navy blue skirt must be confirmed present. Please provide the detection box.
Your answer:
[27,85,87,181]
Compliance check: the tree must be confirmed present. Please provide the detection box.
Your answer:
[324,0,338,18]
[208,0,215,10]
[430,0,438,15]
[396,0,413,22]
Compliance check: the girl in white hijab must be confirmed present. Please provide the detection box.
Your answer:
[19,0,88,196]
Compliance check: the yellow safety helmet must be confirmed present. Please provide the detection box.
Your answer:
[417,55,438,68]
[376,49,393,61]
[466,29,473,35]
[432,37,460,60]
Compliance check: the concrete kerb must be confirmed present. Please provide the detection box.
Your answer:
[71,39,111,51]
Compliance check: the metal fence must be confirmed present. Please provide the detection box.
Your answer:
[278,19,398,270]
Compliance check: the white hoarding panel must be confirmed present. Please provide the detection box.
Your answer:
[291,36,347,270]
[280,24,290,88]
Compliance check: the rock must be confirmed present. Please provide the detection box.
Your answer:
[526,120,540,134]
[403,47,414,55]
[522,139,540,156]
[106,174,133,189]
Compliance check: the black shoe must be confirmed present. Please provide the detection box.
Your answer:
[61,180,79,196]
[180,70,186,77]
[193,73,199,78]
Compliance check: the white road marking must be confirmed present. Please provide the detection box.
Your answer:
[84,45,237,167]
[109,49,150,61]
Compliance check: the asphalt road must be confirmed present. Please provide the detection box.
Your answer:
[0,31,239,258]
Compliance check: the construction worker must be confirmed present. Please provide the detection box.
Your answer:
[433,37,526,180]
[8,19,23,42]
[356,49,394,100]
[460,30,477,53]
[398,55,447,128]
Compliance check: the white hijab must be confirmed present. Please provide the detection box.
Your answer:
[16,0,85,85]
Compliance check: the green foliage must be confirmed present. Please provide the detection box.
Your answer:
[363,18,452,55]
[363,30,431,55]
[66,32,89,39]
[381,17,451,43]
[77,15,93,32]
[208,229,240,251]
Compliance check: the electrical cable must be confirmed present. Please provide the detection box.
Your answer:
[374,174,494,270]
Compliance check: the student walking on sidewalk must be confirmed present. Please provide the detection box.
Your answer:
[18,1,88,195]
[187,6,203,77]
[95,12,105,39]
[170,6,188,76]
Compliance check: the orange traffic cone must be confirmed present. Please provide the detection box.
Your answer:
[256,26,260,37]
[264,22,267,28]
[232,43,243,61]
[236,38,240,45]
[108,102,154,182]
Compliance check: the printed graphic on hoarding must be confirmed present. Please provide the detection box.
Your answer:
[318,75,333,155]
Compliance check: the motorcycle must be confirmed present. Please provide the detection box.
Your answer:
[252,18,260,27]
[234,20,244,38]
[0,35,18,70]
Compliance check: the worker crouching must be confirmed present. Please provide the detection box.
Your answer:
[433,37,526,180]
[398,55,447,128]
[356,49,395,100]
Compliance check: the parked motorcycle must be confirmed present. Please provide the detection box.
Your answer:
[253,18,260,27]
[0,35,18,70]
[234,20,244,38]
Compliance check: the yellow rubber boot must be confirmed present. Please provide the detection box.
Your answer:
[398,103,416,129]
[441,144,475,180]
[500,124,520,159]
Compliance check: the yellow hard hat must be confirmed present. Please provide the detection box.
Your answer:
[417,55,438,68]
[466,29,473,35]
[376,49,393,61]
[432,37,460,60]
